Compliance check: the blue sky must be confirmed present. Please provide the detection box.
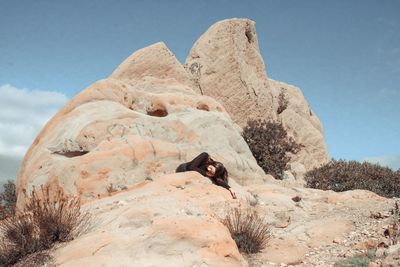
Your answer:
[0,0,399,181]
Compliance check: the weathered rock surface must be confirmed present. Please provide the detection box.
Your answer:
[52,173,249,267]
[16,42,265,207]
[185,19,329,171]
[48,172,394,266]
[269,79,329,173]
[244,180,395,266]
[12,18,393,267]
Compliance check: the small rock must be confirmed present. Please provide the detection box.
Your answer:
[333,237,342,244]
[362,239,379,250]
[292,196,302,202]
[375,247,386,258]
[368,262,380,267]
[386,244,400,255]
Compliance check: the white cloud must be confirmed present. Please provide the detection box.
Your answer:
[0,84,68,182]
[363,155,400,171]
[0,155,22,185]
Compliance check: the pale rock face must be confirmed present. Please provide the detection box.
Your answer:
[244,181,389,266]
[52,173,249,267]
[50,172,391,266]
[269,79,330,171]
[11,20,395,266]
[111,42,194,88]
[16,42,265,207]
[185,19,329,171]
[185,19,275,125]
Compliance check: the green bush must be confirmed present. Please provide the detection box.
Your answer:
[334,255,371,267]
[242,119,302,179]
[0,180,16,220]
[334,250,375,267]
[305,160,400,198]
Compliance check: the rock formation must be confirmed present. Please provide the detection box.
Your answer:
[16,42,265,207]
[185,19,329,172]
[51,173,392,266]
[11,18,391,267]
[52,173,250,267]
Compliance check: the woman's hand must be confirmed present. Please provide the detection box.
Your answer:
[229,188,237,199]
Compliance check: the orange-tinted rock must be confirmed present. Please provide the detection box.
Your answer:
[185,19,329,171]
[16,42,265,208]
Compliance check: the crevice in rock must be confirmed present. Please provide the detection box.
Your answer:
[197,103,210,111]
[245,29,254,43]
[53,150,89,158]
[198,83,204,95]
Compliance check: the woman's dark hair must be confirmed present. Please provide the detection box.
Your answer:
[212,161,228,182]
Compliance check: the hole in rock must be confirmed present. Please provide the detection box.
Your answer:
[197,104,210,111]
[245,29,254,43]
[53,151,89,158]
[147,107,168,117]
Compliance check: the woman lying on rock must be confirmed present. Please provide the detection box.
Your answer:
[176,152,237,199]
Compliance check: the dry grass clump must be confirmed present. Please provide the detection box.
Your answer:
[277,90,289,115]
[0,214,38,265]
[305,160,400,198]
[222,206,271,254]
[0,186,90,266]
[385,201,400,245]
[242,119,302,179]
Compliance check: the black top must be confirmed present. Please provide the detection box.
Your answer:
[183,152,231,190]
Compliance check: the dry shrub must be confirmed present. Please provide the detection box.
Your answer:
[242,119,302,179]
[0,214,38,265]
[106,183,118,195]
[305,160,400,198]
[222,206,271,254]
[385,201,400,245]
[26,186,90,246]
[277,90,289,115]
[0,186,90,266]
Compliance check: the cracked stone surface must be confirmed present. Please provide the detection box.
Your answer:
[16,41,266,207]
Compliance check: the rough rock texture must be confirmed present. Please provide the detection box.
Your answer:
[16,42,265,207]
[185,19,329,171]
[269,79,329,174]
[12,18,392,267]
[52,173,250,267]
[47,173,395,266]
[244,180,397,266]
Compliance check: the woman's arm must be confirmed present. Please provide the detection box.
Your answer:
[213,178,237,199]
[213,177,231,190]
[186,152,210,176]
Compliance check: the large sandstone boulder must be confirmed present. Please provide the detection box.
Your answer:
[50,171,391,266]
[11,19,395,267]
[185,18,329,171]
[16,42,265,207]
[52,173,249,267]
[269,79,329,173]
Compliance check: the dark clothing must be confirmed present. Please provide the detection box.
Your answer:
[176,152,231,190]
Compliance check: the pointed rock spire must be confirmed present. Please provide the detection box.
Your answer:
[111,42,192,86]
